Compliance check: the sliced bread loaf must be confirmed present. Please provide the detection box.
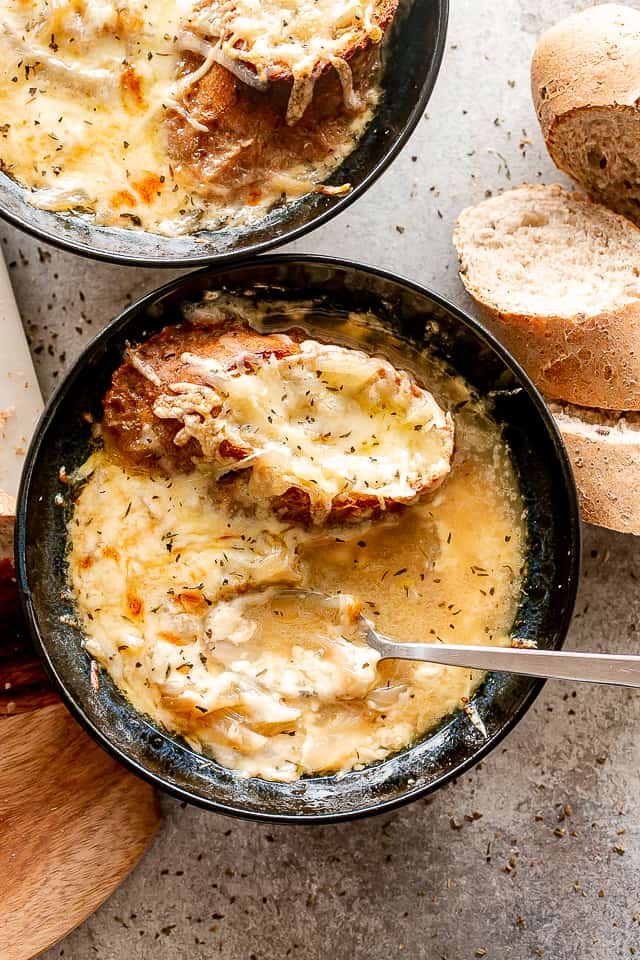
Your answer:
[453,184,640,410]
[531,4,640,226]
[551,403,640,535]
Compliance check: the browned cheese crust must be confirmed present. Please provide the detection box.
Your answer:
[103,321,394,526]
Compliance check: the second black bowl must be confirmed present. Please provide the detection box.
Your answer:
[16,256,581,822]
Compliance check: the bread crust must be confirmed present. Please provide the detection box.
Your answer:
[467,299,640,412]
[531,4,640,220]
[103,321,300,473]
[454,184,640,411]
[168,47,379,199]
[553,410,640,535]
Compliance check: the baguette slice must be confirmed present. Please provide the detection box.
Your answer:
[531,4,640,226]
[453,184,640,411]
[551,402,640,535]
[104,319,454,527]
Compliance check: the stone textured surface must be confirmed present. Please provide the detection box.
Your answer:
[4,1,638,957]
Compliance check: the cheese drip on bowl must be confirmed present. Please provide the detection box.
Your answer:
[68,315,526,783]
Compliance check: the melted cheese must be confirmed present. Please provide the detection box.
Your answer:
[68,345,525,783]
[150,339,454,521]
[0,0,193,231]
[0,0,380,234]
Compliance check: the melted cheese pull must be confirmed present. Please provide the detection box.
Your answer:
[152,340,455,523]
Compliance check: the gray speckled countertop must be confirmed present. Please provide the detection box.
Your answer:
[7,1,640,957]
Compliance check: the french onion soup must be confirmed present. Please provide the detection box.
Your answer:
[67,298,526,782]
[0,0,392,235]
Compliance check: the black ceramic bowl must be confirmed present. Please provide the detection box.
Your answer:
[0,0,447,267]
[16,257,581,823]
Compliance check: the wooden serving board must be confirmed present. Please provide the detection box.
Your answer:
[0,560,161,960]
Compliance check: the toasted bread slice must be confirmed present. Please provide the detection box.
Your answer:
[103,319,454,526]
[532,4,640,227]
[551,402,640,535]
[184,0,397,121]
[454,184,640,411]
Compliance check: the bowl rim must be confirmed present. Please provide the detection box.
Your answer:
[0,1,449,268]
[15,253,582,823]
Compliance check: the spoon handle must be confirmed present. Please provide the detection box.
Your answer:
[367,633,640,688]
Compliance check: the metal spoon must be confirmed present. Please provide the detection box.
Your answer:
[363,625,640,688]
[275,589,640,688]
